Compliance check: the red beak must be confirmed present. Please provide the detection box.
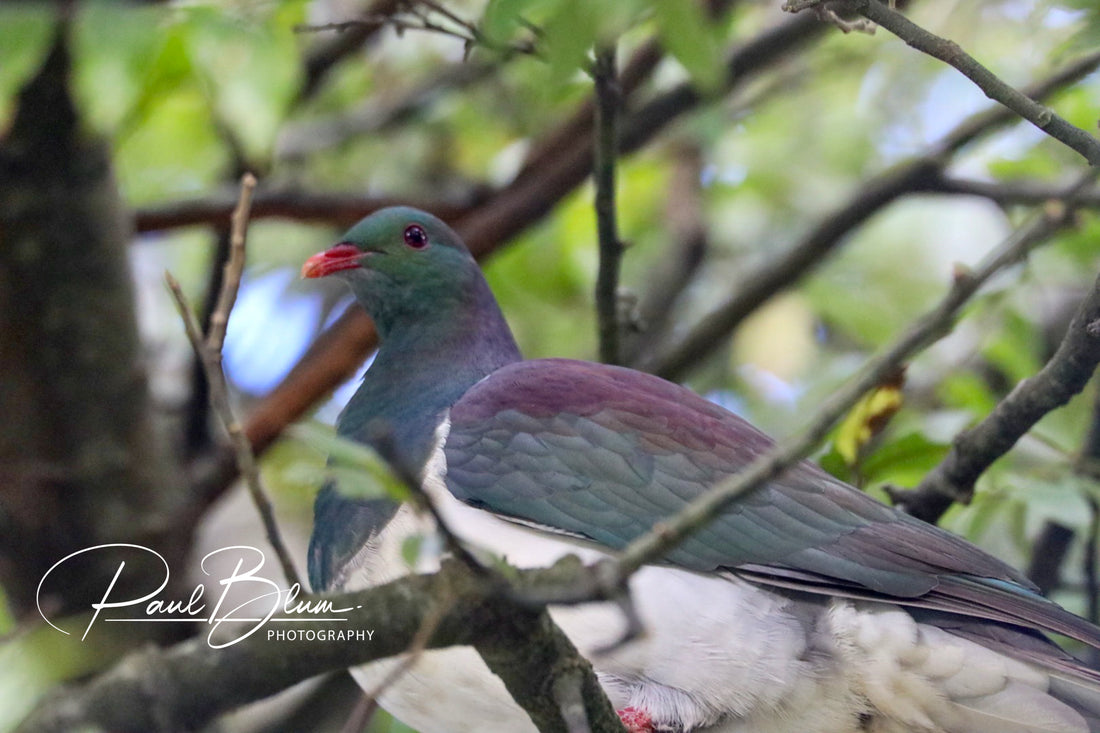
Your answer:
[301,243,364,278]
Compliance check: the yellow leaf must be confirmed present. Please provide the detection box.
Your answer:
[834,371,906,466]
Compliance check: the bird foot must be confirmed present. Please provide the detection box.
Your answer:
[618,706,655,733]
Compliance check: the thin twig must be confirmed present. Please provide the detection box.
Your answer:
[850,0,1100,165]
[298,0,402,104]
[206,175,255,352]
[593,43,624,366]
[166,174,303,590]
[612,172,1095,580]
[295,1,537,58]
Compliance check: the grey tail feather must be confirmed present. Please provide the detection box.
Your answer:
[1050,672,1100,730]
[943,627,1100,732]
[934,575,1100,650]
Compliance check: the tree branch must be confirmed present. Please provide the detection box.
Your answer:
[924,174,1100,208]
[848,0,1100,165]
[613,174,1095,579]
[134,189,478,233]
[1026,340,1100,595]
[297,0,402,104]
[890,175,1100,522]
[0,21,190,618]
[15,559,624,733]
[1027,522,1076,597]
[166,174,303,590]
[183,11,837,508]
[278,60,496,160]
[636,47,1100,380]
[635,156,942,378]
[621,142,709,365]
[593,44,624,366]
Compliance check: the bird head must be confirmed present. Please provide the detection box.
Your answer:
[302,206,482,335]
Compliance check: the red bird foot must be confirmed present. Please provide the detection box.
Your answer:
[617,706,655,733]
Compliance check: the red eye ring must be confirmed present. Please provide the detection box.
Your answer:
[403,224,428,249]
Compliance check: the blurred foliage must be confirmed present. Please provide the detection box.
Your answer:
[285,422,412,503]
[2,0,1100,731]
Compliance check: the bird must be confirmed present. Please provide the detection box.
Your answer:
[302,206,1100,733]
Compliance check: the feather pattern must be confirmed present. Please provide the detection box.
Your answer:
[303,207,1100,732]
[447,359,1040,597]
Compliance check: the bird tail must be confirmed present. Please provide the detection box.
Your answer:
[935,626,1100,733]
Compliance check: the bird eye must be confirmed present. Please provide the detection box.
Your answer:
[403,224,428,249]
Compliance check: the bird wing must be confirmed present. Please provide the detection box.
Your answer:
[445,358,1100,648]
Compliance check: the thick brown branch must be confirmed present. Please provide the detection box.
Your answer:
[0,23,189,618]
[134,189,477,233]
[1027,340,1100,596]
[16,560,624,733]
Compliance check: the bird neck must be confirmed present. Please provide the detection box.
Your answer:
[340,275,521,474]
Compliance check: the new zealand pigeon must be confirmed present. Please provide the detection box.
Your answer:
[302,206,1100,733]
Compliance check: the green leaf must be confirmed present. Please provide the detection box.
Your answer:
[983,309,1041,384]
[860,432,949,485]
[1007,472,1094,532]
[938,372,998,416]
[401,535,425,568]
[179,6,302,161]
[288,422,411,502]
[833,381,904,466]
[541,0,598,84]
[0,6,54,125]
[653,1,725,93]
[817,445,853,484]
[0,586,11,637]
[481,0,541,47]
[72,3,165,133]
[0,616,134,731]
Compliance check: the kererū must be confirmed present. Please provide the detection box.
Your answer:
[302,206,1100,733]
